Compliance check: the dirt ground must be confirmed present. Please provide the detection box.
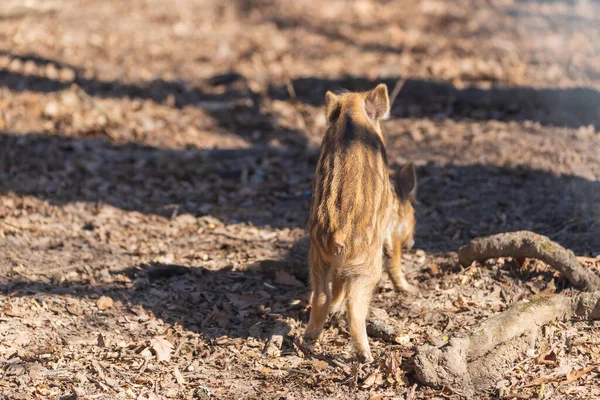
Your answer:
[1,0,600,399]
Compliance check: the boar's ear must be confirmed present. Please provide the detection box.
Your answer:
[365,83,390,121]
[325,91,340,124]
[396,162,417,199]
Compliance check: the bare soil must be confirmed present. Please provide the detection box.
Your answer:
[0,0,599,399]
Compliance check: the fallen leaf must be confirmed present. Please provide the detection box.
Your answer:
[74,372,88,384]
[91,359,106,380]
[564,365,595,384]
[97,333,106,348]
[0,346,17,359]
[530,364,572,386]
[66,303,82,316]
[2,302,22,317]
[428,263,441,275]
[73,386,86,397]
[536,347,557,365]
[311,359,329,372]
[226,293,256,310]
[105,377,118,387]
[576,256,599,264]
[28,363,47,381]
[140,347,153,359]
[362,371,383,389]
[370,307,390,320]
[150,336,173,362]
[97,296,114,310]
[274,270,304,287]
[174,366,185,385]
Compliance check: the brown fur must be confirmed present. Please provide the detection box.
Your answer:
[304,84,418,363]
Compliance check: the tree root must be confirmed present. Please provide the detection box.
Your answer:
[458,231,600,291]
[414,292,600,397]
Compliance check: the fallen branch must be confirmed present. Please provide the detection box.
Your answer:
[366,307,406,344]
[458,231,600,291]
[388,78,406,110]
[332,307,406,345]
[367,319,405,344]
[211,228,277,243]
[414,291,600,397]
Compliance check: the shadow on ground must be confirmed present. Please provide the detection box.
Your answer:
[269,76,600,129]
[1,130,598,343]
[3,52,600,130]
[1,60,599,344]
[0,131,314,228]
[0,50,304,146]
[0,262,306,343]
[1,131,598,251]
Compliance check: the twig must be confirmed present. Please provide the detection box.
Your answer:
[285,77,309,131]
[287,368,312,376]
[0,221,24,230]
[548,218,585,239]
[211,228,276,243]
[88,376,115,393]
[388,78,406,111]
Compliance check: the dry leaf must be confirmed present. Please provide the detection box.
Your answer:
[564,366,595,384]
[274,270,304,287]
[311,359,329,372]
[73,387,86,397]
[91,359,106,380]
[226,293,256,310]
[97,333,106,348]
[66,303,82,316]
[362,371,383,389]
[530,365,572,386]
[28,363,47,381]
[174,366,185,385]
[536,348,558,365]
[2,303,22,317]
[428,263,441,275]
[150,336,173,362]
[370,307,390,320]
[0,346,17,359]
[96,296,114,310]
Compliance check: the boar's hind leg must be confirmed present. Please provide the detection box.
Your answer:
[387,236,420,295]
[345,257,382,363]
[304,250,331,342]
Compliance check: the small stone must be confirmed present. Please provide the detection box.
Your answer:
[43,102,60,119]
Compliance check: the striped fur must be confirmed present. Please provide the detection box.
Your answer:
[304,84,418,363]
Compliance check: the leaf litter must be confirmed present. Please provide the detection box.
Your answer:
[0,0,599,399]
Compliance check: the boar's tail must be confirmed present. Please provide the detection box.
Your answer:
[332,232,346,258]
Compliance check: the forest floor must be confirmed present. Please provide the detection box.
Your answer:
[1,0,600,399]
